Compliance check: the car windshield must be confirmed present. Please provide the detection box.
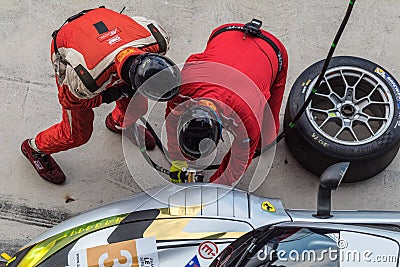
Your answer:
[212,227,340,267]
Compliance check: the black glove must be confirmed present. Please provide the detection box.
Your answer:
[101,84,135,104]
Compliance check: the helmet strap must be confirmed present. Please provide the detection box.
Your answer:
[120,56,135,84]
[198,100,223,142]
[211,109,224,142]
[115,48,144,84]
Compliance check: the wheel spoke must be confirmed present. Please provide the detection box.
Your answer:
[319,117,331,128]
[353,72,365,88]
[364,121,375,135]
[356,118,376,135]
[334,126,345,138]
[355,114,368,123]
[330,93,342,106]
[344,86,354,102]
[359,100,391,111]
[314,92,331,99]
[355,84,380,110]
[370,101,390,106]
[349,126,359,142]
[341,70,358,102]
[309,107,329,114]
[369,116,387,121]
[339,70,349,87]
[357,98,370,110]
[355,113,383,136]
[323,77,342,105]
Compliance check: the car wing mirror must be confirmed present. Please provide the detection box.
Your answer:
[313,162,350,219]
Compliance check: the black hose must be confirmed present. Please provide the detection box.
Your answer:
[256,0,357,157]
[283,0,356,132]
[139,117,169,157]
[132,123,171,175]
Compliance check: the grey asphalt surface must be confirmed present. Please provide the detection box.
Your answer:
[1,0,400,255]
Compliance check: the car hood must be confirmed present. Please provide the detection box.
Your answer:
[27,183,290,246]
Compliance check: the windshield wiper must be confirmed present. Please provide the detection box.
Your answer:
[233,228,275,267]
[234,237,258,267]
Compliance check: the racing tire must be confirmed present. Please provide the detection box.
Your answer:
[284,56,400,182]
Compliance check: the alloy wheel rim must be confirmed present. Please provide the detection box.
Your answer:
[305,66,394,146]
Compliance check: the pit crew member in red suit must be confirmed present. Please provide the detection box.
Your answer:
[165,20,288,185]
[21,7,181,184]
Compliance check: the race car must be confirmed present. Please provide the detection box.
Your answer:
[1,162,400,267]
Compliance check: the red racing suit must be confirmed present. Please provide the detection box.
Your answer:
[165,23,288,185]
[35,7,169,154]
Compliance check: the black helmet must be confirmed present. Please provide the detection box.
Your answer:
[178,105,222,160]
[129,53,181,101]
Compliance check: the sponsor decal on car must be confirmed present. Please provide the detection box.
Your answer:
[261,201,276,212]
[198,241,219,260]
[185,255,201,267]
[67,237,159,267]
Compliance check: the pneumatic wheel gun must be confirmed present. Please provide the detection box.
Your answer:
[181,167,204,183]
